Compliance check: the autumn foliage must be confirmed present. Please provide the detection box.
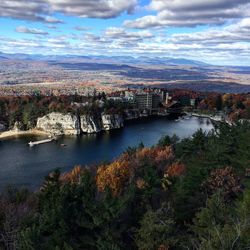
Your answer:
[96,160,132,196]
[96,146,175,196]
[202,166,242,199]
[1,122,250,250]
[166,162,186,178]
[60,165,84,184]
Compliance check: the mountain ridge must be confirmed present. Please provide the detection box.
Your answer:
[0,52,209,66]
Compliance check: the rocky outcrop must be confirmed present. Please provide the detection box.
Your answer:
[80,115,101,133]
[102,114,124,131]
[36,112,124,135]
[37,112,81,135]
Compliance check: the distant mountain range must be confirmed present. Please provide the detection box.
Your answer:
[0,52,209,66]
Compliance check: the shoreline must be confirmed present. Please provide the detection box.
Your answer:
[0,114,206,140]
[184,112,233,125]
[0,129,50,140]
[0,113,173,140]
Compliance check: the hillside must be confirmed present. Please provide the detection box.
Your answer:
[0,121,250,249]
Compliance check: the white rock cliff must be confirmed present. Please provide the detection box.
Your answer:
[101,114,124,131]
[80,115,101,133]
[37,112,81,135]
[36,112,124,135]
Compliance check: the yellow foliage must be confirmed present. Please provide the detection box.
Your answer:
[96,160,132,196]
[96,146,176,196]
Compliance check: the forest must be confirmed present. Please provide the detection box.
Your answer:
[0,90,250,132]
[0,93,128,131]
[0,121,249,249]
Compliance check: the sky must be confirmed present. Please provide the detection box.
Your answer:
[0,0,250,65]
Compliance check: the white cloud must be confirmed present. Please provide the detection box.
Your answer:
[15,26,49,35]
[125,0,250,28]
[0,0,137,22]
[1,17,250,66]
[104,27,153,40]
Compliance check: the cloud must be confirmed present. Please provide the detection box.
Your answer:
[46,0,137,18]
[0,0,64,23]
[1,17,250,66]
[169,18,250,45]
[15,26,49,35]
[43,16,64,24]
[104,27,153,40]
[0,0,137,22]
[124,0,250,28]
[75,26,91,31]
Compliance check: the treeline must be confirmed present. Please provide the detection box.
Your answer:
[0,121,250,249]
[0,93,129,130]
[0,95,76,130]
[197,93,250,120]
[169,89,250,121]
[1,90,250,131]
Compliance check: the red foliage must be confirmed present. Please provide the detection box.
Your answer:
[166,162,186,177]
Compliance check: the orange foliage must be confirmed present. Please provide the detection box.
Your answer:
[96,146,175,196]
[60,165,83,184]
[166,162,186,177]
[96,160,132,196]
[155,147,175,165]
[136,147,156,161]
[135,146,174,168]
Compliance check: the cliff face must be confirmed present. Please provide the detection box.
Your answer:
[37,112,81,135]
[80,115,101,133]
[102,114,124,130]
[36,112,124,135]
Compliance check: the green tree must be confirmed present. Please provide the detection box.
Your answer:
[136,204,177,250]
[191,190,250,250]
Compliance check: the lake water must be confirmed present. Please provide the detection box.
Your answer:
[0,116,213,190]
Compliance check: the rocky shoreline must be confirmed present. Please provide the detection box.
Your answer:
[36,112,125,135]
[0,110,170,139]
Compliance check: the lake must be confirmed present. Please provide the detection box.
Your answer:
[0,116,214,190]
